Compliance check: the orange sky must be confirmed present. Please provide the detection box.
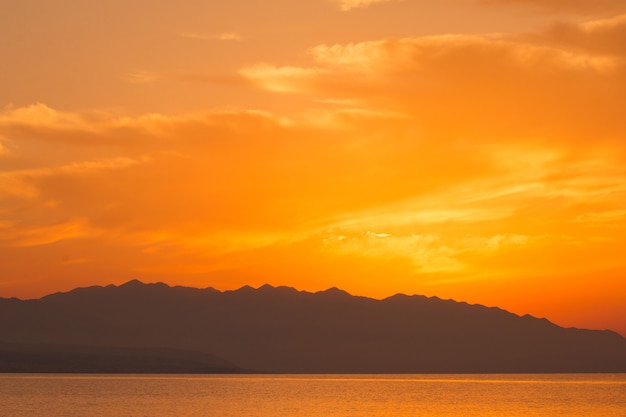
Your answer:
[1,0,626,336]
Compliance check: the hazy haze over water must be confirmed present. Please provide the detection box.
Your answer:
[1,374,625,416]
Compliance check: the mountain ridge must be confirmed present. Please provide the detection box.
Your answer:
[23,280,583,327]
[1,280,624,373]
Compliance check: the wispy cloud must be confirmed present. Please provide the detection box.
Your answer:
[240,64,328,93]
[322,230,537,273]
[1,218,101,247]
[535,13,626,57]
[242,33,625,147]
[125,70,161,84]
[479,0,626,14]
[334,0,402,11]
[574,210,626,223]
[180,32,243,41]
[0,103,93,130]
[324,231,464,273]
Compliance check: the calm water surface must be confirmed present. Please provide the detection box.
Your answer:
[1,374,625,416]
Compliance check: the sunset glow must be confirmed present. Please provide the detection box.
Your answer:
[1,0,625,336]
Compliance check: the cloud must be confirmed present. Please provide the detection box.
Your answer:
[331,206,514,231]
[125,70,161,84]
[239,64,328,93]
[324,231,464,273]
[309,35,618,71]
[180,32,243,41]
[1,218,100,247]
[0,103,506,255]
[461,234,533,251]
[0,171,40,199]
[334,0,402,11]
[574,209,626,223]
[125,69,247,87]
[0,103,93,130]
[242,33,625,144]
[322,230,536,274]
[535,13,626,57]
[479,0,626,15]
[1,105,393,252]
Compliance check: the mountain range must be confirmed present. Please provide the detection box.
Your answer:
[1,280,624,373]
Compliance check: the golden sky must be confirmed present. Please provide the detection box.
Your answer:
[2,0,626,335]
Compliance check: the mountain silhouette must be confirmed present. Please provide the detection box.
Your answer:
[1,280,624,373]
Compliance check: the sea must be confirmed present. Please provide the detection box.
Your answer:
[1,374,625,416]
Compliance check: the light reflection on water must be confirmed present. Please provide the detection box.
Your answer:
[1,374,625,417]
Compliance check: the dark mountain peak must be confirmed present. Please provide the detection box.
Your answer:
[168,284,219,294]
[115,280,171,295]
[119,279,145,287]
[276,285,300,293]
[227,284,302,298]
[384,293,427,302]
[522,313,551,322]
[228,285,256,295]
[257,284,300,296]
[317,287,351,298]
[119,279,171,289]
[41,284,107,301]
[39,280,176,303]
[385,293,408,300]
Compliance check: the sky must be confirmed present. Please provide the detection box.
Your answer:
[1,0,626,336]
